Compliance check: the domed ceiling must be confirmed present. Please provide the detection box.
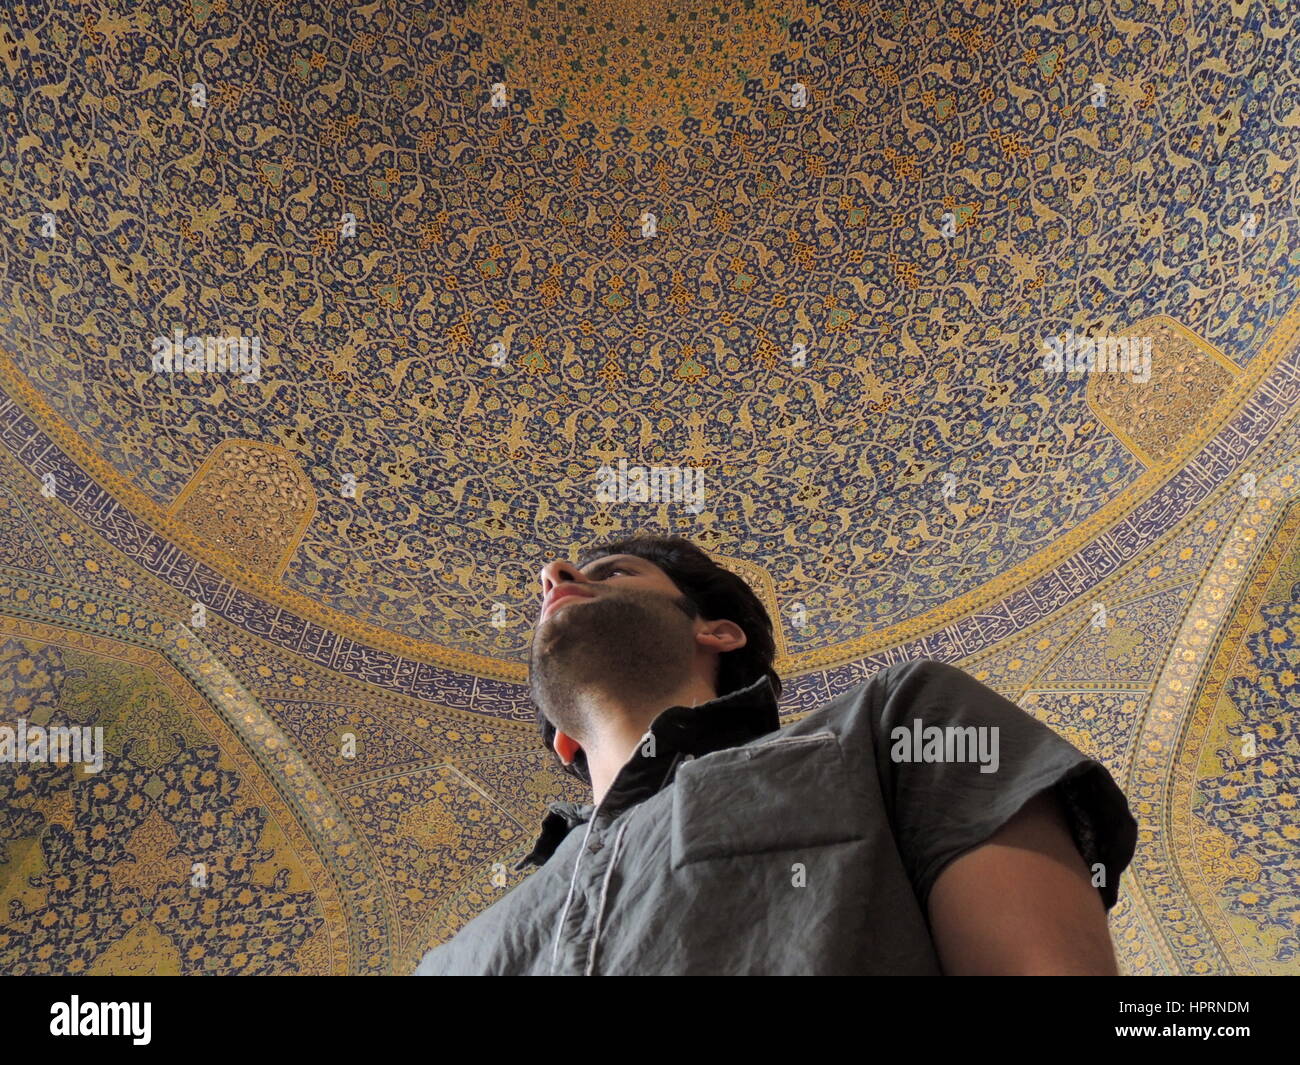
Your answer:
[1,0,1297,974]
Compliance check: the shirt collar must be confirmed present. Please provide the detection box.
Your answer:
[514,674,780,870]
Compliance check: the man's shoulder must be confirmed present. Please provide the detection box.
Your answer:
[758,666,889,740]
[788,658,955,713]
[823,658,985,707]
[766,659,983,734]
[875,656,971,687]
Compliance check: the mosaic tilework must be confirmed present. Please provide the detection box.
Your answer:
[3,319,1299,697]
[1180,502,1300,973]
[1087,316,1241,468]
[2,0,1299,975]
[3,366,1298,972]
[0,433,587,971]
[1133,461,1300,973]
[0,627,338,974]
[171,440,316,577]
[1036,583,1191,687]
[1,0,1297,662]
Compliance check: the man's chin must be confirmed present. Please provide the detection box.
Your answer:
[530,590,697,686]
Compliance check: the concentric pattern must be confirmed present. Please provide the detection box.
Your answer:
[1,0,1296,657]
[456,0,825,146]
[1,0,1298,974]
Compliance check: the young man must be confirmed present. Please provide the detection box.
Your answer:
[415,536,1137,975]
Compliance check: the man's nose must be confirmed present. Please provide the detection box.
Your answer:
[539,559,587,599]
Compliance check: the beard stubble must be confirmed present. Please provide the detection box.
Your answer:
[528,587,700,744]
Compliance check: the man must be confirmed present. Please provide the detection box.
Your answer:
[415,535,1137,975]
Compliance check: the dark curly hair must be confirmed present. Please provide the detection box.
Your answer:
[534,535,782,785]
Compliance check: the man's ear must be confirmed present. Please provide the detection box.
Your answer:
[553,730,582,766]
[694,620,747,654]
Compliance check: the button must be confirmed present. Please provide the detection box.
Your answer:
[588,839,603,853]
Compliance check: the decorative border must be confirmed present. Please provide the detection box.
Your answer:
[0,297,1296,704]
[1137,458,1300,973]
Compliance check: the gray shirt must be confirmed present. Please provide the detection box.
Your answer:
[414,658,1137,975]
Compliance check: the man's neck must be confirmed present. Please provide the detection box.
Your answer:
[581,675,719,806]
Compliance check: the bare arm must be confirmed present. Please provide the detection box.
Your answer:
[927,788,1118,975]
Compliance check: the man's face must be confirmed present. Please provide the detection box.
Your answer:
[527,554,702,742]
[535,553,688,627]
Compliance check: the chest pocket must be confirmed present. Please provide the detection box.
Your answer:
[669,730,863,869]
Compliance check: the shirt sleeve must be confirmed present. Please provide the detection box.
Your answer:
[870,658,1138,911]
